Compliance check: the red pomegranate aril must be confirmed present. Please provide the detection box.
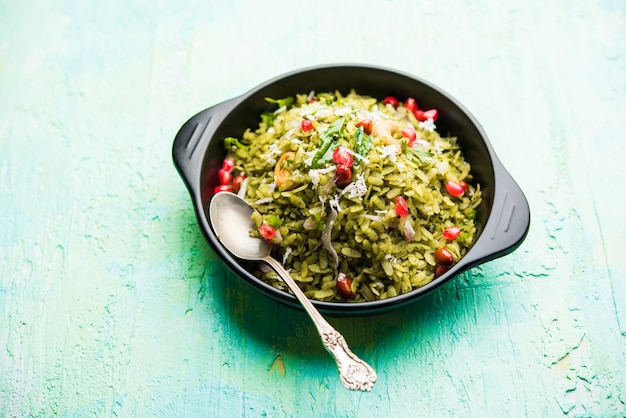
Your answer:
[332,146,354,167]
[337,275,357,299]
[214,184,231,194]
[423,109,438,121]
[445,181,465,197]
[232,174,246,194]
[356,119,373,135]
[395,196,409,218]
[443,227,461,240]
[259,223,276,241]
[401,128,417,142]
[434,264,449,278]
[404,97,418,113]
[383,96,399,108]
[218,168,232,185]
[335,164,352,187]
[221,158,235,172]
[460,180,469,193]
[414,109,426,121]
[434,248,454,266]
[301,119,313,132]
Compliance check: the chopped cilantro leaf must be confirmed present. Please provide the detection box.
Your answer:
[325,116,346,138]
[264,96,295,109]
[224,137,249,151]
[316,92,335,105]
[260,112,275,127]
[266,215,283,228]
[279,158,294,170]
[310,117,346,168]
[314,142,340,168]
[313,212,324,231]
[401,140,433,164]
[353,127,373,166]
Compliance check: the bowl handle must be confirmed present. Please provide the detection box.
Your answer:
[465,160,530,267]
[172,97,240,191]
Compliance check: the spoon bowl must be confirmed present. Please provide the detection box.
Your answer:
[209,191,377,391]
[209,190,271,260]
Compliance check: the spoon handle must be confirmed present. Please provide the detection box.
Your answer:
[262,256,377,391]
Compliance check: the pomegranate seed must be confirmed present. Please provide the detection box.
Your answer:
[301,119,313,132]
[356,119,373,135]
[259,223,276,241]
[401,128,417,142]
[434,248,454,266]
[221,158,235,172]
[334,164,352,187]
[460,180,469,193]
[423,109,438,121]
[337,275,357,299]
[445,181,465,197]
[443,226,461,240]
[404,97,418,113]
[414,109,426,121]
[232,174,246,194]
[395,196,409,217]
[332,146,354,167]
[383,96,399,108]
[214,184,231,194]
[218,168,232,185]
[434,264,449,278]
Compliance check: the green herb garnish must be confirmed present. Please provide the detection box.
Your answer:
[279,158,294,170]
[310,117,345,168]
[224,136,249,151]
[313,212,324,231]
[316,92,335,105]
[401,140,433,164]
[264,96,295,109]
[266,215,283,228]
[353,127,373,166]
[260,112,275,127]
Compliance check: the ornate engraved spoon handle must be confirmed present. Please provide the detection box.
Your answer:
[263,256,377,391]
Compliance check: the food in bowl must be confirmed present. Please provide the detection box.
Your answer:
[214,90,482,302]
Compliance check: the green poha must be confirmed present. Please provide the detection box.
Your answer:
[219,90,482,302]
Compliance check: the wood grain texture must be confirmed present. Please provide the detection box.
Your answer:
[1,0,625,416]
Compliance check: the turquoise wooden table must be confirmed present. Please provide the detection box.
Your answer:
[1,1,625,416]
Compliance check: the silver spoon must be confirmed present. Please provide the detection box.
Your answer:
[209,192,377,391]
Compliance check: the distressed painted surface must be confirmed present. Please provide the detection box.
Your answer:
[1,0,625,416]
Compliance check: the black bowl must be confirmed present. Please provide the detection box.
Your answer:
[172,64,530,316]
